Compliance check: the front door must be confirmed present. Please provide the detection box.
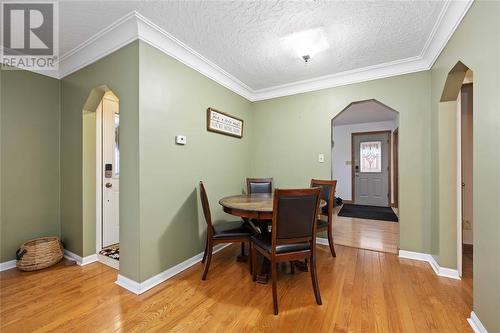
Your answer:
[353,131,390,206]
[101,96,120,248]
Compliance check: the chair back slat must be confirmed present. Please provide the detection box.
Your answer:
[199,182,213,231]
[310,179,337,216]
[271,188,321,250]
[247,178,273,194]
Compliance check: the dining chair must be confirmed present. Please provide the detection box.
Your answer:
[246,178,273,194]
[310,179,337,257]
[251,187,322,315]
[199,181,254,280]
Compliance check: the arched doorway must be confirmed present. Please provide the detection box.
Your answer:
[83,86,120,270]
[440,61,474,281]
[330,99,400,254]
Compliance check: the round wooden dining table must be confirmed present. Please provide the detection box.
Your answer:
[219,193,327,283]
[219,193,327,219]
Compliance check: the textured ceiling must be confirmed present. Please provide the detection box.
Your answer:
[59,1,446,90]
[332,100,398,126]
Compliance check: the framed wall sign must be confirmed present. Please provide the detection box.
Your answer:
[206,107,244,138]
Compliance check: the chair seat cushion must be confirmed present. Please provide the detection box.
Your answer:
[251,233,310,254]
[317,219,329,230]
[213,221,252,239]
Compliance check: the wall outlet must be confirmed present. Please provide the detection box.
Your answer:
[318,154,325,163]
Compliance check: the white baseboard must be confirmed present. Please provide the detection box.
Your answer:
[64,250,98,266]
[468,311,489,333]
[398,250,460,280]
[316,237,329,246]
[0,260,17,272]
[97,254,119,270]
[116,243,230,295]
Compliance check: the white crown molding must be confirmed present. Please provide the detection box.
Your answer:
[64,250,98,266]
[399,250,460,280]
[135,13,254,101]
[251,56,429,101]
[116,243,230,295]
[0,259,17,272]
[468,311,489,333]
[57,12,139,78]
[420,0,474,68]
[10,1,473,101]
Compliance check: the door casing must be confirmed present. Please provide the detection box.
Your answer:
[351,130,392,206]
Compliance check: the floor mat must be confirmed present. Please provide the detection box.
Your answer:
[99,245,119,260]
[338,204,399,222]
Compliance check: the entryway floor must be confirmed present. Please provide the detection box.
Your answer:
[332,206,399,254]
[98,244,119,270]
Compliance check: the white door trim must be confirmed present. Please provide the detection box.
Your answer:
[95,100,103,253]
[456,92,463,277]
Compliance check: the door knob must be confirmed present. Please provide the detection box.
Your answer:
[105,183,112,188]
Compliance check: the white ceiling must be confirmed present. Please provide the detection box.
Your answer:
[58,0,447,91]
[332,100,398,126]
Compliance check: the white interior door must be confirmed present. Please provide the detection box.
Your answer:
[102,96,120,248]
[353,131,390,206]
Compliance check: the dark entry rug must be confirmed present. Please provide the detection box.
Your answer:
[99,245,119,260]
[338,204,399,222]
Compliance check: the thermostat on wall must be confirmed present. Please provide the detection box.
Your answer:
[175,135,187,145]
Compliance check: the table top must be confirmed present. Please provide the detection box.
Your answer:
[219,193,326,213]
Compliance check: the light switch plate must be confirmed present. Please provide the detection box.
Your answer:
[318,154,325,163]
[175,135,187,145]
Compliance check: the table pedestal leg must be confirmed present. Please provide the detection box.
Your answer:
[256,257,270,284]
[236,242,248,262]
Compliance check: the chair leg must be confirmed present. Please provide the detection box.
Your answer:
[251,244,257,282]
[201,239,213,280]
[241,242,246,256]
[309,252,322,305]
[201,236,208,264]
[290,261,295,274]
[271,261,279,315]
[248,241,253,275]
[327,226,337,257]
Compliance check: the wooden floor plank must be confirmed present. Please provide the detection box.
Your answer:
[0,244,472,333]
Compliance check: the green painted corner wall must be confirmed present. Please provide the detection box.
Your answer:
[430,2,500,331]
[82,110,96,258]
[0,70,61,262]
[250,72,432,255]
[61,41,141,281]
[137,41,253,281]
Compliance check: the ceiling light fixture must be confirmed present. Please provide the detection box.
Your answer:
[281,27,330,63]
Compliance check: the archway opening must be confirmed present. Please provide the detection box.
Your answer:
[439,61,474,282]
[83,85,121,270]
[330,99,400,254]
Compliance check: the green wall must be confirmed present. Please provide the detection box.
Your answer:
[60,42,141,280]
[0,70,61,262]
[137,41,253,281]
[82,110,96,258]
[251,72,432,254]
[430,2,500,331]
[1,4,499,331]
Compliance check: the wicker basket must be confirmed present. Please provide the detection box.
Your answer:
[16,237,64,271]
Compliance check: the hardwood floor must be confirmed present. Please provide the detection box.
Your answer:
[0,244,472,332]
[331,206,400,254]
